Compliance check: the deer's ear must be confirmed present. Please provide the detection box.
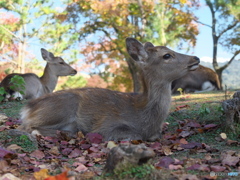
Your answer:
[144,42,154,50]
[41,48,55,62]
[126,38,148,62]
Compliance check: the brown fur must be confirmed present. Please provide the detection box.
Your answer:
[0,48,77,99]
[19,38,200,141]
[172,65,220,94]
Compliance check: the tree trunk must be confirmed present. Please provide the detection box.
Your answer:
[214,68,223,89]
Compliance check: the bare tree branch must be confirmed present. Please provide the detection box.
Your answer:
[218,21,239,38]
[193,19,212,28]
[220,50,240,71]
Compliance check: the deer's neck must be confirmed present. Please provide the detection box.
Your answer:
[140,79,172,138]
[40,64,58,94]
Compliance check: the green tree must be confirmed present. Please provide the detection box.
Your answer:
[0,0,79,73]
[63,0,199,92]
[196,0,240,89]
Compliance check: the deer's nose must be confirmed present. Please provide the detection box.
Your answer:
[193,56,200,63]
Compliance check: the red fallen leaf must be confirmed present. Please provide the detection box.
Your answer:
[43,136,58,143]
[0,147,14,158]
[80,144,91,150]
[210,165,226,172]
[163,134,177,140]
[196,128,204,133]
[179,131,190,138]
[61,148,73,156]
[186,121,201,128]
[174,105,190,111]
[45,171,69,180]
[68,148,82,158]
[5,121,14,126]
[176,129,183,133]
[155,157,174,168]
[86,133,103,144]
[30,150,45,159]
[187,164,200,170]
[204,124,218,129]
[222,154,239,166]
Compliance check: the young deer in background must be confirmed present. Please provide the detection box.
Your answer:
[1,48,77,100]
[19,38,200,141]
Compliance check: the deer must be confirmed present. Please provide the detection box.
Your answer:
[0,48,77,100]
[171,65,220,94]
[18,37,200,141]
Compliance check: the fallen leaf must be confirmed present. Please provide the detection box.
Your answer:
[75,163,88,172]
[0,147,14,158]
[0,173,21,180]
[34,169,50,180]
[179,138,188,144]
[220,133,227,140]
[179,131,190,138]
[0,160,9,171]
[49,146,60,155]
[162,146,173,155]
[156,156,174,168]
[222,154,239,166]
[86,133,103,144]
[6,144,22,151]
[68,148,82,158]
[210,165,226,172]
[204,124,217,129]
[226,139,239,145]
[186,121,201,128]
[169,164,182,170]
[79,171,95,179]
[30,150,45,159]
[107,141,117,149]
[45,171,69,180]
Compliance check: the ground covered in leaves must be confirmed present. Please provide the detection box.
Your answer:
[0,91,239,180]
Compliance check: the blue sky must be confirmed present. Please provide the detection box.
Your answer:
[3,1,237,67]
[188,3,238,63]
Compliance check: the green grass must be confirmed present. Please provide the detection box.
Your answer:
[0,100,26,118]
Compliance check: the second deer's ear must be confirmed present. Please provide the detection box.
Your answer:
[126,37,148,63]
[41,48,55,62]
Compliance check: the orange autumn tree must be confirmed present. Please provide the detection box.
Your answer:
[65,0,199,92]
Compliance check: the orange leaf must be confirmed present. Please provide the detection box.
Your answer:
[34,169,50,180]
[44,171,69,180]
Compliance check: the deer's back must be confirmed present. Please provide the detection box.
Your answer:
[21,88,144,137]
[1,73,43,99]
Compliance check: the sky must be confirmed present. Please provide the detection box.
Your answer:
[2,1,238,67]
[188,3,238,63]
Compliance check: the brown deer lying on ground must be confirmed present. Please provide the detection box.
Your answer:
[171,65,220,94]
[0,48,77,100]
[18,38,200,141]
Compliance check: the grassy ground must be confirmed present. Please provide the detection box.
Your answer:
[0,90,239,179]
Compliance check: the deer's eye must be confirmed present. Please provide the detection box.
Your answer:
[163,54,172,60]
[59,62,64,65]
